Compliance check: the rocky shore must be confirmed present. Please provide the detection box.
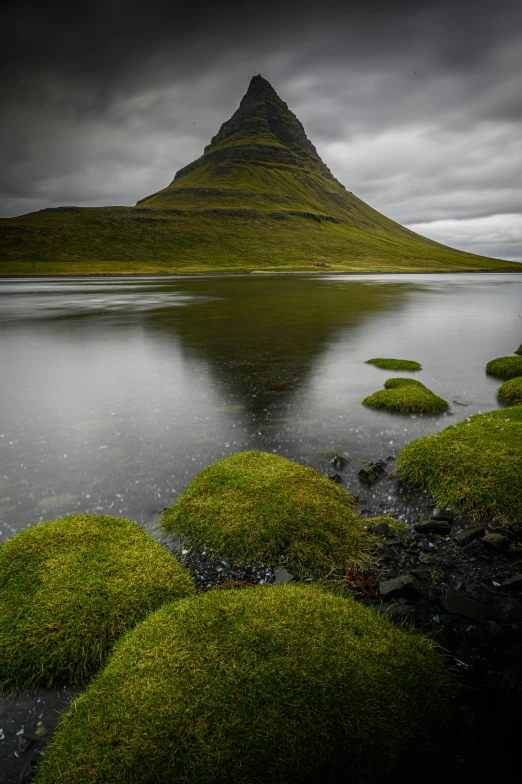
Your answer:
[1,465,521,783]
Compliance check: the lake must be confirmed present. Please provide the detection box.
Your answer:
[0,272,520,543]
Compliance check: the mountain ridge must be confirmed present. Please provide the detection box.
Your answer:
[0,75,519,275]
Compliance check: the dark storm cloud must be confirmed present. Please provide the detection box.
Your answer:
[1,0,521,259]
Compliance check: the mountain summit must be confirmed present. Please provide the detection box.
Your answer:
[138,73,343,208]
[0,76,519,274]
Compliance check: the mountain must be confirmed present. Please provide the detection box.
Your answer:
[0,75,518,275]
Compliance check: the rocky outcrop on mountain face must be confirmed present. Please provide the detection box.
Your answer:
[172,75,339,184]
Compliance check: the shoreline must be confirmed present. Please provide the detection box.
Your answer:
[1,493,521,783]
[1,269,521,279]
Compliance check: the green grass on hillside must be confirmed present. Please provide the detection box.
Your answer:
[366,357,422,371]
[515,344,522,356]
[486,356,522,379]
[362,377,449,414]
[162,451,375,576]
[497,377,522,404]
[0,515,194,691]
[397,405,522,523]
[1,202,518,276]
[33,585,460,784]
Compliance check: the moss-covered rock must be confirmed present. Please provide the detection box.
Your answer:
[497,376,522,404]
[486,356,522,379]
[365,357,421,371]
[162,450,374,576]
[397,406,522,523]
[33,584,460,784]
[0,515,194,691]
[362,377,449,414]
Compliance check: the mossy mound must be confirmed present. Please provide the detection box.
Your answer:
[162,450,374,575]
[33,584,460,784]
[0,515,194,691]
[362,377,449,414]
[398,405,522,523]
[515,344,522,356]
[486,356,522,379]
[497,377,522,404]
[366,357,422,371]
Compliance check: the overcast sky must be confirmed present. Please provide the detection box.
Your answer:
[1,0,521,260]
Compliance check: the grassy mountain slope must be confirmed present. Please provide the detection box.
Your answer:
[0,75,518,275]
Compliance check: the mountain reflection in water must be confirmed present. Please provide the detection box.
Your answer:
[0,273,520,541]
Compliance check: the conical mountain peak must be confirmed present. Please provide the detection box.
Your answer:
[203,74,321,163]
[3,73,517,273]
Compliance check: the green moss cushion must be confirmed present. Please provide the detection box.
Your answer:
[366,357,421,371]
[162,451,374,575]
[497,377,522,404]
[398,405,522,523]
[33,585,459,784]
[0,515,194,690]
[362,377,449,414]
[486,356,522,379]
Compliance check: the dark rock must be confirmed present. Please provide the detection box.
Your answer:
[358,467,378,485]
[498,598,522,623]
[273,566,294,585]
[488,620,505,637]
[372,522,391,537]
[500,574,522,589]
[414,520,451,535]
[328,472,343,484]
[418,553,437,565]
[453,524,487,546]
[430,507,454,522]
[330,455,349,470]
[482,531,510,551]
[19,736,33,753]
[369,601,394,615]
[410,569,430,581]
[378,574,418,599]
[389,604,415,619]
[443,589,501,621]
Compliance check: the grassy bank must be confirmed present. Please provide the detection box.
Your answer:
[33,584,460,784]
[397,405,522,522]
[0,515,194,691]
[162,450,375,576]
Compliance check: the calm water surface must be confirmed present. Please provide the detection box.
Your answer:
[1,273,520,542]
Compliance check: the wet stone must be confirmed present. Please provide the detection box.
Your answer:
[329,455,349,470]
[500,574,522,589]
[443,590,501,622]
[430,508,454,522]
[328,472,343,484]
[453,524,487,546]
[414,520,451,535]
[378,574,417,599]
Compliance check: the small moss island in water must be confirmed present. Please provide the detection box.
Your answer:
[32,584,460,784]
[497,376,522,404]
[486,355,522,379]
[162,450,374,576]
[398,405,522,523]
[0,515,194,691]
[362,377,449,414]
[365,357,422,371]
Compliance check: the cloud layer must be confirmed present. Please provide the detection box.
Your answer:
[1,0,521,260]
